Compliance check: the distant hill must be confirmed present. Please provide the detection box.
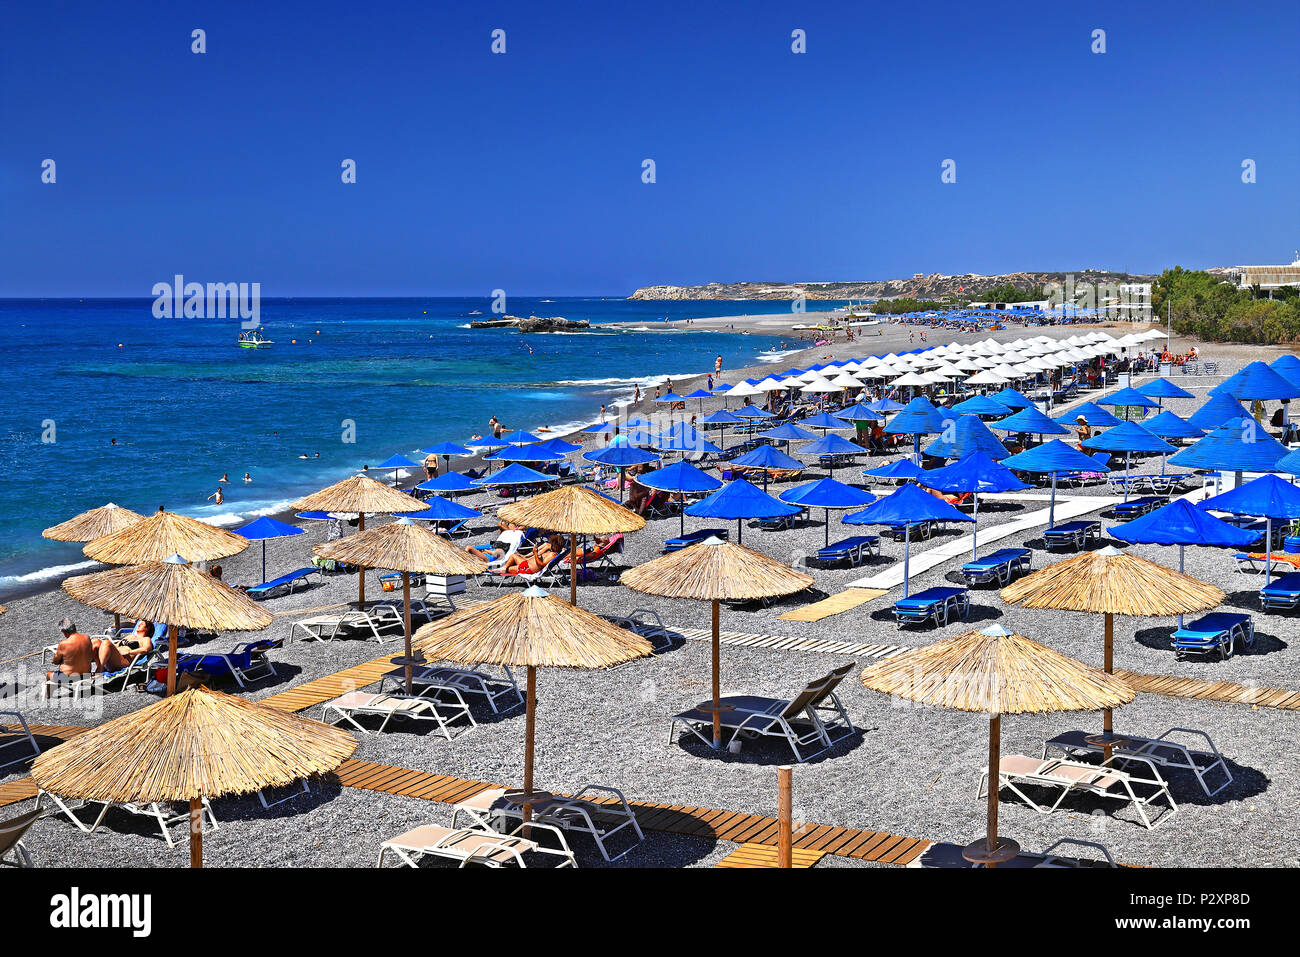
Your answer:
[629,270,1157,301]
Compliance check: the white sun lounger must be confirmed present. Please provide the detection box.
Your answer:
[605,608,674,653]
[380,663,522,714]
[290,606,404,644]
[36,790,218,848]
[1043,727,1233,798]
[321,691,472,738]
[0,808,42,867]
[979,754,1177,830]
[0,711,40,771]
[453,785,643,863]
[376,819,576,869]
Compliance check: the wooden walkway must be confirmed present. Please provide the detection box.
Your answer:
[778,588,885,622]
[0,723,89,809]
[259,654,402,714]
[675,626,912,661]
[714,843,825,868]
[1116,669,1300,710]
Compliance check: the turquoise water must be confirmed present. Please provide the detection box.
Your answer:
[0,297,829,595]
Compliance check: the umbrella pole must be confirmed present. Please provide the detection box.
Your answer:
[1178,545,1186,629]
[711,599,722,749]
[262,541,267,584]
[902,523,911,599]
[569,533,578,606]
[824,509,830,548]
[523,664,537,822]
[167,620,178,697]
[1103,612,1115,761]
[618,467,625,503]
[1049,473,1057,529]
[1124,452,1131,503]
[403,572,413,694]
[189,798,203,868]
[736,517,742,545]
[986,714,1000,861]
[1266,518,1273,586]
[357,514,366,612]
[972,492,980,561]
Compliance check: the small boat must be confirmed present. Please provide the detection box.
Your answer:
[237,332,274,348]
[468,310,483,315]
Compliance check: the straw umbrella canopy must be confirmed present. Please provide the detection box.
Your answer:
[621,537,812,749]
[63,555,273,696]
[1001,546,1223,751]
[414,586,651,817]
[290,474,424,610]
[83,508,248,565]
[43,502,144,542]
[30,686,355,867]
[314,518,487,693]
[495,484,645,606]
[861,624,1134,866]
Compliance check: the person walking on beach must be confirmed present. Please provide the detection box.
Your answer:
[207,487,225,506]
[706,373,713,391]
[633,384,641,404]
[423,453,440,480]
[715,355,723,375]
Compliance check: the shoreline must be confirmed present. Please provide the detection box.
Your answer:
[0,311,1211,606]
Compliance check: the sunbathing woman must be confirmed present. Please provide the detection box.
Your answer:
[93,621,154,673]
[500,534,564,574]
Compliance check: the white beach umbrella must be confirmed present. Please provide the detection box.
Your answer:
[967,369,1010,386]
[892,371,936,388]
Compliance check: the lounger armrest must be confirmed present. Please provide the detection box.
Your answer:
[1098,753,1164,786]
[1149,726,1221,756]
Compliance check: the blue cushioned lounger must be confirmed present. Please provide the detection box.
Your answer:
[1042,520,1100,551]
[892,587,970,629]
[245,567,321,599]
[1111,496,1165,521]
[1170,612,1254,660]
[1260,572,1300,613]
[815,535,880,567]
[961,547,1032,586]
[663,528,728,552]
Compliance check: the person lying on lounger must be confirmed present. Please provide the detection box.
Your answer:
[94,621,155,673]
[500,534,564,574]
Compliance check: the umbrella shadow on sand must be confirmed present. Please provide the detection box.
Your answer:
[213,776,348,822]
[1132,623,1289,657]
[670,727,868,766]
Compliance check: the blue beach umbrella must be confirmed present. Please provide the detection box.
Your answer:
[584,444,661,502]
[1269,354,1300,391]
[731,444,804,491]
[656,391,687,404]
[538,437,583,455]
[779,477,876,547]
[374,454,420,487]
[685,479,801,544]
[1002,440,1112,529]
[699,409,744,450]
[991,387,1035,410]
[989,405,1070,439]
[862,458,926,482]
[1167,418,1288,478]
[1097,387,1160,421]
[499,429,541,446]
[835,401,884,422]
[404,496,482,525]
[949,395,1011,418]
[868,398,906,414]
[801,411,853,431]
[842,483,973,597]
[1211,360,1300,403]
[471,463,558,501]
[1203,474,1300,583]
[580,421,613,435]
[1137,378,1194,407]
[488,442,565,463]
[795,432,865,476]
[684,388,714,413]
[761,421,819,444]
[922,451,1030,559]
[1110,498,1259,625]
[638,460,723,535]
[1082,422,1175,501]
[883,396,948,463]
[1143,410,1204,440]
[1054,401,1122,430]
[733,404,775,419]
[235,515,305,584]
[923,415,1009,461]
[654,423,722,456]
[418,440,474,464]
[416,471,478,494]
[1185,394,1249,433]
[1277,447,1300,476]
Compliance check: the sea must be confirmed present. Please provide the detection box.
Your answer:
[0,297,843,597]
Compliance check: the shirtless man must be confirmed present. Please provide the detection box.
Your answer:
[48,619,95,686]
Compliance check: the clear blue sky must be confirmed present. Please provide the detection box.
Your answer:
[2,0,1297,296]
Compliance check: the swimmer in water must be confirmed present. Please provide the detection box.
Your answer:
[219,473,229,483]
[207,487,225,506]
[242,472,252,483]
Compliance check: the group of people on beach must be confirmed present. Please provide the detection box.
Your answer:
[47,617,154,683]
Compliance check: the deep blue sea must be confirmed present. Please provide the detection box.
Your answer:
[0,297,837,596]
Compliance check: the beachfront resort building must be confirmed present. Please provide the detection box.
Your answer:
[1231,254,1300,294]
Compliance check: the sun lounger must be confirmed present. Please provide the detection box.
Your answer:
[1043,727,1232,798]
[1042,520,1100,551]
[244,566,321,600]
[605,608,674,652]
[290,606,405,643]
[42,644,160,700]
[0,711,40,771]
[1170,612,1254,660]
[377,819,575,869]
[1032,838,1118,869]
[978,754,1177,830]
[1260,571,1300,613]
[36,790,218,848]
[453,786,641,863]
[879,519,935,541]
[751,512,798,531]
[381,662,522,714]
[892,586,970,629]
[175,638,280,688]
[663,528,728,552]
[668,664,855,762]
[815,535,880,567]
[322,690,472,738]
[0,807,41,867]
[1111,496,1165,521]
[961,547,1032,586]
[484,550,567,588]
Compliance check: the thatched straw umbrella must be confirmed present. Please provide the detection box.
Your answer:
[497,485,646,605]
[31,686,355,867]
[1001,545,1223,751]
[314,518,487,692]
[290,474,424,610]
[63,555,273,696]
[83,508,247,565]
[414,586,651,818]
[43,502,144,542]
[861,625,1134,866]
[621,537,813,749]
